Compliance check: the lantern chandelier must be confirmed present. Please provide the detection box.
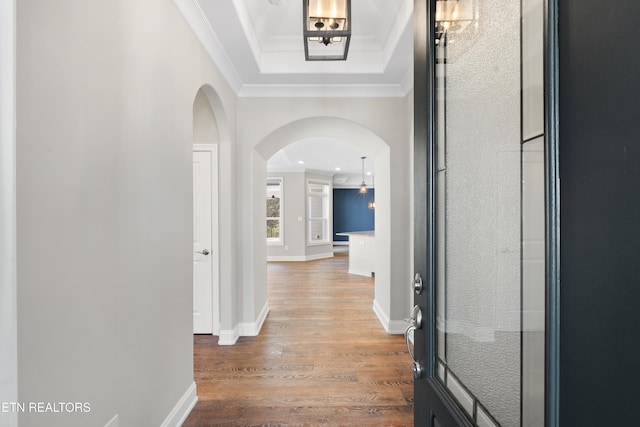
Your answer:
[303,0,351,61]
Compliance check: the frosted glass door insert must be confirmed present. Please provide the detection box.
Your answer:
[434,0,545,426]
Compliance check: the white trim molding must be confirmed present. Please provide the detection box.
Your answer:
[372,299,406,335]
[218,326,240,346]
[171,0,242,93]
[373,299,390,332]
[160,382,198,427]
[267,253,333,262]
[238,301,269,336]
[217,302,269,345]
[238,83,412,98]
[387,319,409,335]
[0,1,18,426]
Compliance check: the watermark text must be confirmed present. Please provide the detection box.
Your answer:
[1,402,91,413]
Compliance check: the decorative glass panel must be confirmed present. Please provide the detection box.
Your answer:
[434,0,545,425]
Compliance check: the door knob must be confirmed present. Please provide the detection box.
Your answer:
[195,249,210,256]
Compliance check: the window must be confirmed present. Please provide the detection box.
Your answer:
[266,178,283,245]
[307,180,330,244]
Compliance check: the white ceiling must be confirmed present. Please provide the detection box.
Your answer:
[267,138,375,186]
[173,0,412,182]
[177,0,414,97]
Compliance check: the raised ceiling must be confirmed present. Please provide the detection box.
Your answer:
[174,0,414,97]
[173,0,412,183]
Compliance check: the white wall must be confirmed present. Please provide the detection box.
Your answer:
[0,0,17,426]
[266,172,306,260]
[266,171,334,261]
[16,1,236,426]
[239,98,413,333]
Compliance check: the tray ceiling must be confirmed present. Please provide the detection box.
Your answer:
[174,0,414,97]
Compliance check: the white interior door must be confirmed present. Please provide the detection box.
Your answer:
[193,150,216,334]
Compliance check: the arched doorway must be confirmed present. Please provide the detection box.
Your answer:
[252,117,399,333]
[190,85,236,342]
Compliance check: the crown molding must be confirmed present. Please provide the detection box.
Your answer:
[173,0,414,98]
[239,83,410,98]
[172,0,243,94]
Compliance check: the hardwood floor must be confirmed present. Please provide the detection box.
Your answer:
[183,254,414,426]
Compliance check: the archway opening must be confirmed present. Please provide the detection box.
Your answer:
[253,117,394,332]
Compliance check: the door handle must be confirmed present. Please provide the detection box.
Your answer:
[405,304,422,329]
[405,324,423,379]
[195,249,210,256]
[404,305,424,379]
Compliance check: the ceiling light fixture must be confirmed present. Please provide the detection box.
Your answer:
[303,0,351,61]
[359,156,368,194]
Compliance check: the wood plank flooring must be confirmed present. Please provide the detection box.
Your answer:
[183,254,414,426]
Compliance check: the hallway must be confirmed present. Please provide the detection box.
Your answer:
[183,254,413,426]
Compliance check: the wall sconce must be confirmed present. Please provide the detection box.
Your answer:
[435,0,474,41]
[303,0,351,60]
[368,175,375,209]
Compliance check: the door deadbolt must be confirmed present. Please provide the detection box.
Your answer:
[413,273,423,294]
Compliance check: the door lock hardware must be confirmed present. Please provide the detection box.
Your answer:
[404,323,423,379]
[404,305,424,379]
[404,305,423,329]
[413,361,423,379]
[195,249,210,256]
[413,273,423,294]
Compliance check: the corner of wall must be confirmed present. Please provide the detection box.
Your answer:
[218,301,270,345]
[160,382,198,427]
[218,325,240,346]
[239,301,269,336]
[372,299,390,332]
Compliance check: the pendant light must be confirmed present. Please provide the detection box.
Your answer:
[303,0,351,61]
[359,156,368,194]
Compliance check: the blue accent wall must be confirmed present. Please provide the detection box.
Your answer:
[333,189,375,241]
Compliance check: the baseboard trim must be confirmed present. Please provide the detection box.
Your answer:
[267,253,333,262]
[218,326,239,345]
[372,299,390,332]
[348,268,374,277]
[372,299,405,335]
[160,381,197,427]
[239,302,270,336]
[218,302,270,345]
[387,319,408,335]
